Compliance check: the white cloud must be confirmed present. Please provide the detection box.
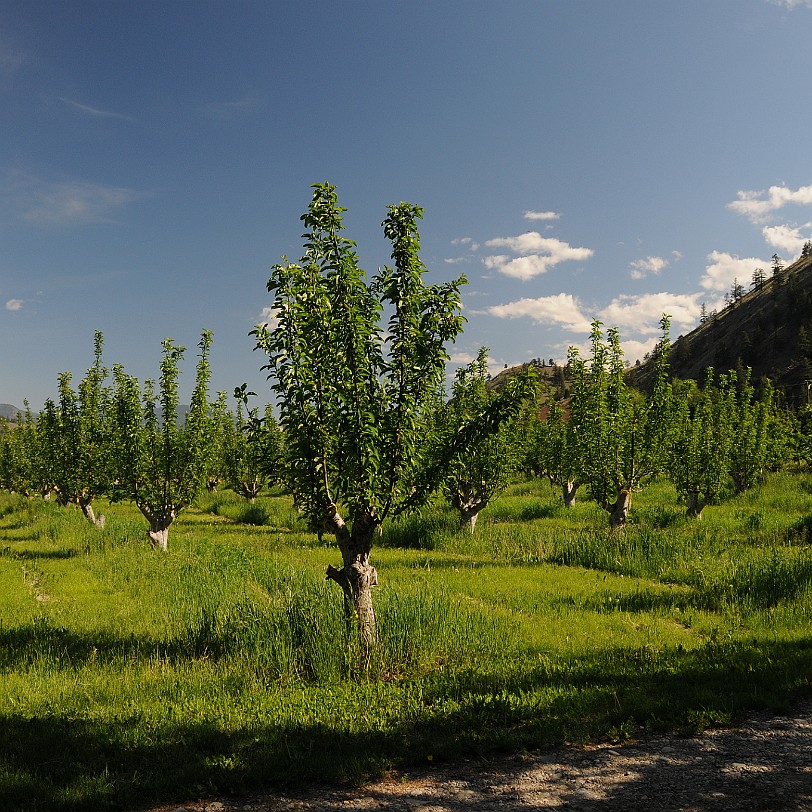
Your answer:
[482,231,593,280]
[486,293,591,332]
[727,183,812,224]
[699,250,767,292]
[771,0,812,8]
[257,306,279,329]
[523,210,560,221]
[3,172,141,224]
[451,237,473,245]
[60,98,136,122]
[599,292,701,335]
[449,351,477,365]
[5,299,23,311]
[762,223,812,255]
[629,255,668,280]
[444,257,467,264]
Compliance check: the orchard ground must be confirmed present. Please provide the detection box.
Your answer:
[1,471,811,811]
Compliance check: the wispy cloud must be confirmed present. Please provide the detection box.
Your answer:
[60,98,136,122]
[486,293,591,332]
[5,299,23,311]
[700,250,767,292]
[483,231,593,280]
[200,98,260,120]
[770,0,812,8]
[523,210,560,222]
[727,183,812,224]
[629,255,668,280]
[3,172,141,225]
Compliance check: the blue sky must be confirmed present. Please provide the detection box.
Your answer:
[2,0,812,409]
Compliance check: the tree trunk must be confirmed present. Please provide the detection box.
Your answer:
[324,507,378,652]
[78,494,105,529]
[562,481,579,508]
[458,504,482,534]
[451,483,485,534]
[686,488,707,520]
[138,504,177,551]
[605,488,632,529]
[240,480,262,502]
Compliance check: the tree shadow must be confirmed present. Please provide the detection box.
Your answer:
[1,638,810,811]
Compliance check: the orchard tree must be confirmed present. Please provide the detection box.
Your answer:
[667,372,734,519]
[220,389,284,501]
[44,331,112,527]
[525,394,582,508]
[568,318,674,528]
[724,369,775,494]
[110,331,214,550]
[436,348,534,533]
[0,405,37,496]
[252,183,471,647]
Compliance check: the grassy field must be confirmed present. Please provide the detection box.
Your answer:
[1,473,811,811]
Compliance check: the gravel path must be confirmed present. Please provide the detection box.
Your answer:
[145,699,812,812]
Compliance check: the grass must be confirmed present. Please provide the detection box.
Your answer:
[0,472,811,810]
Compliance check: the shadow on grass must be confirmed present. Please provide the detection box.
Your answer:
[1,638,811,812]
[0,548,79,561]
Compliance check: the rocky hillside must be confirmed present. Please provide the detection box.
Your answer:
[628,252,812,405]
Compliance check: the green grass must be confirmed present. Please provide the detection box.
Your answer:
[1,474,811,810]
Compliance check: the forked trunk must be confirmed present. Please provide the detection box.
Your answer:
[562,481,579,508]
[138,504,177,551]
[604,488,632,530]
[324,508,378,652]
[458,503,483,533]
[451,483,485,535]
[240,480,262,503]
[686,488,707,520]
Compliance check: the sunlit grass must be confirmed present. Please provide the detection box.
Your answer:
[1,471,811,811]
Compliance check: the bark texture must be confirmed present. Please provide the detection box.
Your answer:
[686,488,707,520]
[562,481,579,508]
[605,488,632,529]
[324,506,379,650]
[138,504,177,551]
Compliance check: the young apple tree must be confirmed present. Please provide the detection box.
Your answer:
[437,348,534,533]
[42,331,112,527]
[252,183,469,647]
[110,331,214,550]
[219,390,284,502]
[667,372,734,519]
[568,318,674,529]
[524,393,582,508]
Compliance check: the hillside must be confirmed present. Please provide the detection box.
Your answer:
[627,252,812,404]
[0,404,23,422]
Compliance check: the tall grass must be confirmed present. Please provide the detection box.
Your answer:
[1,470,811,811]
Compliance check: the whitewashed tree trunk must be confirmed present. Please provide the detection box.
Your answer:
[79,497,105,529]
[138,504,177,551]
[324,508,378,652]
[451,483,485,534]
[240,480,262,502]
[562,481,579,508]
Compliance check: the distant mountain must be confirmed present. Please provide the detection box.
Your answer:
[628,252,812,405]
[0,404,23,422]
